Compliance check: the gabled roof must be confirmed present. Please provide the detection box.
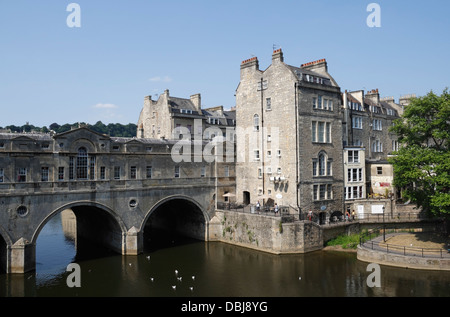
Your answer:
[54,126,111,139]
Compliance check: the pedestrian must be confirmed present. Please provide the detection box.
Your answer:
[308,210,312,221]
[274,203,279,214]
[352,210,355,220]
[256,201,260,212]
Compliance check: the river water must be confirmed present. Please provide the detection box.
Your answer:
[1,213,450,299]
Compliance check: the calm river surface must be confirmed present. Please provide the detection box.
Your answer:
[1,213,450,298]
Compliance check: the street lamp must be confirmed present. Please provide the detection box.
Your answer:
[382,206,385,242]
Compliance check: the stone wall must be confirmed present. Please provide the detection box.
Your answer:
[357,245,450,271]
[209,210,323,254]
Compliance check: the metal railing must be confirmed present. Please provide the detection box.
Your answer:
[360,227,450,259]
[216,202,294,219]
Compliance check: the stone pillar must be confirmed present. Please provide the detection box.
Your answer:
[9,238,35,273]
[124,227,143,255]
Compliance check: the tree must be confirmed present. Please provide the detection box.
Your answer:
[389,89,450,217]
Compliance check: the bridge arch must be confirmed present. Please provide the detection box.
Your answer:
[31,201,128,255]
[141,195,210,247]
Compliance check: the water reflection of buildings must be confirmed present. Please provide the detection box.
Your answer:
[60,209,76,242]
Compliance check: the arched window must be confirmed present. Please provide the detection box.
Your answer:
[76,147,88,179]
[313,151,332,177]
[318,153,326,176]
[253,114,260,131]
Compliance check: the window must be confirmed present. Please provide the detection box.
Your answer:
[312,121,317,142]
[146,166,152,179]
[17,168,27,182]
[0,168,4,182]
[312,97,317,109]
[352,116,363,129]
[41,167,49,182]
[313,152,332,177]
[76,147,88,179]
[277,167,282,174]
[319,184,326,200]
[347,168,363,182]
[267,150,272,158]
[318,154,326,176]
[258,168,262,178]
[254,150,260,161]
[372,119,382,131]
[377,167,383,175]
[348,150,360,163]
[313,184,333,201]
[318,122,324,142]
[277,149,281,157]
[200,166,205,178]
[326,123,331,143]
[174,166,180,178]
[89,156,96,180]
[392,140,399,152]
[114,166,121,180]
[224,166,229,177]
[345,186,363,199]
[209,118,220,125]
[312,121,331,143]
[372,140,383,152]
[327,160,332,176]
[253,114,260,131]
[58,167,64,181]
[130,166,137,179]
[100,166,106,180]
[69,157,74,180]
[266,98,271,111]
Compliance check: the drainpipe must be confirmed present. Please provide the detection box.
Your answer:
[260,77,265,202]
[294,82,300,218]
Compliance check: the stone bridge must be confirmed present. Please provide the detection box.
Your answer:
[0,127,235,273]
[0,178,218,273]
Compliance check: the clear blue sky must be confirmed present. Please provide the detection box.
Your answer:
[1,0,449,127]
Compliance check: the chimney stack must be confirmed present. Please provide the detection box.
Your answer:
[190,93,202,112]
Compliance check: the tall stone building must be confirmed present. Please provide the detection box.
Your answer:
[342,89,414,200]
[235,49,344,221]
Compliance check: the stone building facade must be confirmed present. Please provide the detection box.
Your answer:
[342,89,414,199]
[136,89,236,142]
[235,49,344,221]
[0,127,235,205]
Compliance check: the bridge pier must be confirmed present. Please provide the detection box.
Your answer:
[9,238,35,274]
[124,227,143,255]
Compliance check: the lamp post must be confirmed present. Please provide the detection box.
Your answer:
[382,206,385,242]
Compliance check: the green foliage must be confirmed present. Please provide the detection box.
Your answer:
[326,234,361,249]
[389,89,450,217]
[1,121,137,138]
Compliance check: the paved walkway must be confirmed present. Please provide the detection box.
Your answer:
[361,233,450,259]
